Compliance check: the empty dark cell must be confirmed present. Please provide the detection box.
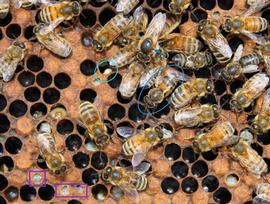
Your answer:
[0,196,6,204]
[262,9,270,24]
[0,114,9,133]
[92,184,108,201]
[4,186,18,202]
[80,60,96,76]
[244,104,254,113]
[73,152,90,169]
[0,143,3,155]
[24,25,37,42]
[200,0,216,10]
[24,87,41,102]
[36,71,52,88]
[38,184,54,201]
[0,13,12,27]
[230,80,244,94]
[161,177,179,194]
[202,150,218,161]
[171,161,188,179]
[99,9,116,26]
[202,175,219,192]
[257,133,270,145]
[217,0,233,10]
[0,94,7,111]
[20,185,36,202]
[128,103,146,122]
[91,151,108,170]
[163,0,170,10]
[5,24,21,39]
[27,55,44,72]
[108,104,125,121]
[194,68,211,78]
[30,102,47,117]
[243,202,252,204]
[228,37,244,52]
[200,94,217,104]
[36,155,47,169]
[165,143,181,161]
[54,73,71,89]
[214,80,226,95]
[213,187,232,203]
[180,12,189,24]
[191,9,208,22]
[117,91,133,104]
[82,168,99,186]
[80,89,97,103]
[152,100,171,118]
[9,100,27,117]
[182,147,199,163]
[77,124,86,136]
[118,159,132,167]
[251,143,263,156]
[68,200,82,204]
[0,28,2,40]
[80,9,96,28]
[57,119,74,135]
[43,88,60,104]
[147,0,162,8]
[108,73,122,89]
[144,8,153,22]
[263,158,270,173]
[18,71,35,87]
[220,94,232,110]
[104,120,114,135]
[0,156,14,172]
[35,10,41,23]
[66,134,82,151]
[0,174,8,191]
[191,0,198,8]
[181,177,198,194]
[5,137,22,154]
[15,64,24,73]
[191,160,208,177]
[90,0,107,7]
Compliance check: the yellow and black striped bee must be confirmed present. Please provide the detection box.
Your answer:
[0,0,9,19]
[253,183,270,204]
[169,0,191,16]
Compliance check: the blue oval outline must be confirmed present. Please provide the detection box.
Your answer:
[93,59,119,84]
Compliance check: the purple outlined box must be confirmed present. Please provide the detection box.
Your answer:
[28,169,47,187]
[54,182,88,198]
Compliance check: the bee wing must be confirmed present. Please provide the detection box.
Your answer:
[116,126,134,138]
[120,186,139,203]
[38,0,57,5]
[2,60,17,82]
[261,88,270,112]
[210,33,232,59]
[253,195,270,204]
[133,161,151,174]
[232,44,243,62]
[243,0,269,16]
[144,12,166,41]
[139,66,163,88]
[242,64,259,74]
[116,0,139,14]
[39,18,64,35]
[132,152,146,167]
[242,31,267,45]
[172,71,193,82]
[12,0,22,9]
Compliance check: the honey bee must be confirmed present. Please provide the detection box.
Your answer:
[139,66,163,88]
[171,51,213,70]
[253,183,270,204]
[79,101,110,148]
[168,0,191,15]
[192,121,237,153]
[0,41,27,82]
[93,13,133,51]
[116,0,139,14]
[230,140,268,178]
[37,122,66,176]
[257,40,270,76]
[13,0,53,9]
[159,14,181,39]
[198,19,232,64]
[119,61,145,99]
[0,0,9,19]
[230,73,269,112]
[170,78,214,110]
[117,124,173,166]
[174,104,220,128]
[34,23,72,58]
[160,33,203,54]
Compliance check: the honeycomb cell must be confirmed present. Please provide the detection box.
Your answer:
[220,94,232,110]
[36,71,52,88]
[0,94,7,111]
[213,187,232,203]
[230,80,244,94]
[161,177,179,194]
[128,103,146,122]
[20,185,37,202]
[80,60,96,76]
[217,0,234,10]
[80,9,96,28]
[68,200,82,204]
[251,143,263,156]
[202,175,219,192]
[4,186,19,202]
[90,0,107,7]
[80,88,97,103]
[38,184,55,201]
[26,55,44,72]
[191,160,208,177]
[91,151,108,170]
[0,156,14,172]
[225,173,239,187]
[5,136,22,154]
[92,184,108,201]
[99,8,116,26]
[107,73,122,89]
[36,155,48,169]
[43,88,60,104]
[24,87,41,102]
[117,91,133,104]
[147,0,162,8]
[66,134,82,151]
[30,102,47,118]
[152,100,171,118]
[24,25,37,42]
[73,152,90,169]
[201,150,218,161]
[200,94,217,104]
[191,9,208,22]
[171,161,189,179]
[257,133,270,145]
[108,104,125,121]
[214,80,227,96]
[200,0,216,10]
[81,32,93,47]
[165,143,181,161]
[262,9,270,24]
[54,72,71,89]
[0,13,12,27]
[181,177,198,194]
[57,119,74,135]
[182,147,199,163]
[82,168,99,186]
[228,37,244,52]
[0,174,8,191]
[194,67,211,78]
[0,114,10,133]
[5,24,21,39]
[18,71,35,87]
[9,100,27,117]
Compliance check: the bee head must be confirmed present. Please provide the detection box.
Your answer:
[192,140,201,153]
[95,133,110,147]
[93,40,104,52]
[13,41,26,49]
[222,18,233,32]
[72,1,82,16]
[251,123,263,135]
[48,156,66,176]
[230,98,242,112]
[168,2,183,15]
[212,104,220,118]
[206,79,214,93]
[102,166,112,182]
[198,19,209,32]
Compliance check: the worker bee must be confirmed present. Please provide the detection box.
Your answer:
[192,121,237,153]
[117,124,173,166]
[93,13,133,51]
[0,41,27,82]
[139,66,164,89]
[170,78,214,110]
[34,23,72,58]
[174,104,220,128]
[37,122,66,176]
[116,0,139,14]
[245,0,270,16]
[230,140,268,177]
[230,73,269,112]
[79,101,110,148]
[253,183,270,204]
[160,33,203,54]
[0,0,9,19]
[168,0,191,15]
[198,19,232,64]
[159,14,181,39]
[119,61,145,99]
[171,51,213,70]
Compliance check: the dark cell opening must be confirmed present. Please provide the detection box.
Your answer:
[220,94,232,110]
[91,151,108,170]
[36,71,52,88]
[128,103,146,122]
[57,119,74,135]
[0,196,6,204]
[163,0,170,10]
[147,0,162,8]
[24,25,37,42]
[228,37,244,52]
[182,147,199,163]
[0,174,8,191]
[77,124,86,136]
[230,80,244,94]
[191,9,208,22]
[136,87,150,101]
[0,114,10,133]
[24,87,41,102]
[107,73,122,89]
[104,119,114,135]
[165,143,181,161]
[117,91,133,104]
[108,104,125,121]
[262,9,270,24]
[180,12,189,24]
[251,143,263,156]
[202,175,219,192]
[4,186,18,202]
[200,0,216,10]
[66,134,82,151]
[99,9,116,26]
[0,143,3,155]
[243,202,252,204]
[5,24,21,39]
[73,151,90,169]
[81,32,93,47]
[26,55,44,72]
[43,88,60,104]
[191,160,208,177]
[82,168,99,186]
[0,156,14,172]
[92,184,108,201]
[68,200,83,204]
[20,185,37,202]
[202,150,218,161]
[194,68,211,78]
[38,184,55,201]
[30,102,47,118]
[18,71,35,87]
[80,89,97,103]
[90,0,107,7]
[191,0,198,8]
[214,80,227,95]
[213,187,232,203]
[144,8,153,22]
[0,28,2,40]
[80,9,96,28]
[54,72,71,89]
[200,94,217,104]
[9,100,27,117]
[263,158,270,173]
[181,177,198,194]
[5,137,22,154]
[15,64,24,73]
[118,159,132,168]
[0,13,12,27]
[36,155,48,169]
[80,60,96,76]
[116,121,134,139]
[171,161,189,179]
[35,10,41,24]
[152,100,171,119]
[257,132,270,145]
[161,177,179,194]
[0,94,7,111]
[217,0,233,10]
